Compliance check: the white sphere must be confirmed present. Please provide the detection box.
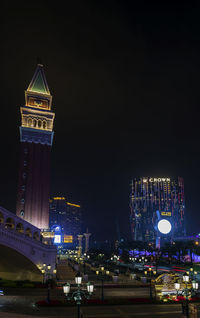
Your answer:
[158,219,172,234]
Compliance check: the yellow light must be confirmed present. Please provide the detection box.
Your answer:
[195,241,199,245]
[64,235,73,243]
[66,202,81,208]
[53,197,65,200]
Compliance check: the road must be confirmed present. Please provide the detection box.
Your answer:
[0,304,183,318]
[0,288,183,317]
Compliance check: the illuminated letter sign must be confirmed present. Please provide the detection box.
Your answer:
[149,178,171,183]
[161,212,171,216]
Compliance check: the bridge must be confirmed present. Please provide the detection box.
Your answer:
[0,206,57,281]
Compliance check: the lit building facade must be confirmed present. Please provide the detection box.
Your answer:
[16,64,55,229]
[130,177,186,243]
[49,197,82,245]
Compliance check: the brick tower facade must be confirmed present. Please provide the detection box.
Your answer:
[16,64,55,229]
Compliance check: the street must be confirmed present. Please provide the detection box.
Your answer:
[0,288,183,317]
[0,304,183,318]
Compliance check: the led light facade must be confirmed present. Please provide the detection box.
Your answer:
[130,177,186,243]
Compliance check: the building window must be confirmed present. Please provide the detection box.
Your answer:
[20,210,24,217]
[28,118,32,127]
[33,119,37,128]
[38,120,42,128]
[21,198,25,203]
[23,173,26,179]
[24,148,28,154]
[21,185,25,191]
[24,160,27,166]
[43,120,47,129]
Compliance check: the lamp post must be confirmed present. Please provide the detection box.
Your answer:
[63,272,94,318]
[174,273,199,318]
[144,267,156,300]
[40,263,53,303]
[96,267,109,302]
[46,264,51,303]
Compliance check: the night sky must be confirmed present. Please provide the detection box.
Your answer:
[1,1,200,240]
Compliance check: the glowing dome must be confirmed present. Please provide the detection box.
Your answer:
[158,219,172,234]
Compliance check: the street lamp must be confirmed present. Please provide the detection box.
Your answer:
[46,264,51,303]
[63,272,94,318]
[174,273,199,318]
[96,267,109,301]
[144,267,156,299]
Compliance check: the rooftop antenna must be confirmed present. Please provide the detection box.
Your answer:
[36,57,43,66]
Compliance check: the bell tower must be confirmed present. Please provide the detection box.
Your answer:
[16,64,55,229]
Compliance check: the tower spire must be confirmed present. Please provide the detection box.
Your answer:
[27,64,50,95]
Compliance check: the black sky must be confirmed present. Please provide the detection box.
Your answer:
[0,1,200,240]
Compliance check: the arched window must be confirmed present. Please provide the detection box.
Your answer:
[33,232,40,241]
[43,120,47,129]
[5,217,15,229]
[16,223,24,233]
[28,118,32,127]
[0,211,4,224]
[25,228,32,238]
[38,120,42,128]
[33,119,37,128]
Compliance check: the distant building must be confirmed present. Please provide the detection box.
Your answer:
[16,64,55,229]
[130,177,186,243]
[49,197,82,246]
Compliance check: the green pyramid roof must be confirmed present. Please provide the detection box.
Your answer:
[27,64,50,95]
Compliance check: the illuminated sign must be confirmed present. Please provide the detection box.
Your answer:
[54,235,61,244]
[143,178,170,183]
[66,202,81,208]
[161,212,171,216]
[41,231,54,238]
[51,225,61,232]
[158,219,172,234]
[53,197,65,200]
[64,235,73,243]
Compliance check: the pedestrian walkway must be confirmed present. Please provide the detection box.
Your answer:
[56,260,76,282]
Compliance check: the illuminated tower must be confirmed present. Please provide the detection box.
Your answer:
[16,64,55,229]
[130,177,186,243]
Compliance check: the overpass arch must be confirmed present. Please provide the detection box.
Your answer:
[0,244,42,281]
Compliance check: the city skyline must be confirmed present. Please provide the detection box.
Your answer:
[0,2,200,239]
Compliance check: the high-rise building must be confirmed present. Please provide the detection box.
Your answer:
[49,197,82,244]
[130,177,186,243]
[16,64,55,229]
